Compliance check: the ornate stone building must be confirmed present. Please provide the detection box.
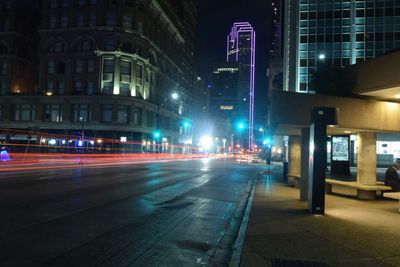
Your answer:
[0,0,197,152]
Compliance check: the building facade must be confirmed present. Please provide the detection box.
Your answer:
[284,0,400,93]
[0,0,197,153]
[227,22,256,149]
[208,64,239,149]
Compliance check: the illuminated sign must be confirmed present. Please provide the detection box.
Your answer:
[220,105,234,110]
[332,136,349,161]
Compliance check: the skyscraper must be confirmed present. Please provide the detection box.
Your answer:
[227,22,256,149]
[284,0,400,93]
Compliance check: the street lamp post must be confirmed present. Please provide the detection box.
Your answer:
[79,117,85,162]
[155,92,179,153]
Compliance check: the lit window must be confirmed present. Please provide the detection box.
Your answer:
[14,104,36,121]
[44,104,63,122]
[72,104,90,122]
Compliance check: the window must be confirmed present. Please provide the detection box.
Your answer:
[61,16,68,28]
[74,81,83,94]
[87,81,94,95]
[104,39,117,50]
[106,13,116,26]
[117,106,129,124]
[120,60,131,82]
[88,60,95,73]
[47,81,54,95]
[89,14,96,27]
[48,60,55,74]
[136,64,143,80]
[138,21,143,33]
[0,62,7,75]
[57,62,66,74]
[123,15,133,29]
[62,0,69,7]
[146,111,153,127]
[80,40,93,52]
[102,58,114,94]
[72,104,90,122]
[14,104,35,121]
[50,16,57,28]
[47,40,65,53]
[77,15,84,27]
[0,42,8,54]
[75,60,84,73]
[102,104,113,123]
[0,83,5,95]
[52,40,64,53]
[50,0,57,8]
[57,81,65,95]
[44,104,63,122]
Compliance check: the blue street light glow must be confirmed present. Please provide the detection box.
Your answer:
[153,131,161,139]
[0,148,10,161]
[263,138,272,145]
[183,122,190,128]
[237,122,245,130]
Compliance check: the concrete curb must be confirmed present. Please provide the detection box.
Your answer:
[229,175,258,267]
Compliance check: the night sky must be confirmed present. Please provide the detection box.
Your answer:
[196,0,272,125]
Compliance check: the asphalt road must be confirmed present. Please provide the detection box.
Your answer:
[0,158,261,267]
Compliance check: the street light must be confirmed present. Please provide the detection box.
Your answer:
[171,92,179,100]
[155,92,179,153]
[79,116,85,163]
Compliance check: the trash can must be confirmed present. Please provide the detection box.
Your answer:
[283,161,288,184]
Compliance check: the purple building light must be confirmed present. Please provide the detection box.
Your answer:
[227,22,256,149]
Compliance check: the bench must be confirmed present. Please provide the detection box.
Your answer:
[325,179,392,200]
[383,192,400,212]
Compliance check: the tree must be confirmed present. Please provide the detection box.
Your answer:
[310,64,356,97]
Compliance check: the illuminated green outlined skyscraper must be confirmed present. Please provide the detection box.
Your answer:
[284,0,400,93]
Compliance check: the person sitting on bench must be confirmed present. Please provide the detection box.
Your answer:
[385,162,400,191]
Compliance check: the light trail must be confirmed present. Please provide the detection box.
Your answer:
[0,153,233,173]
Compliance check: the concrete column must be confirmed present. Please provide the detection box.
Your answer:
[288,135,301,186]
[357,132,377,185]
[300,128,310,201]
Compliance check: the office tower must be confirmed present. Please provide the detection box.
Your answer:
[209,64,239,143]
[227,22,256,149]
[284,0,400,93]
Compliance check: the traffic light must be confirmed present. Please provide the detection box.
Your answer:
[153,130,161,139]
[237,121,246,131]
[263,137,272,147]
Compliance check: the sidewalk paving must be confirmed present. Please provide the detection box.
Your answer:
[241,164,400,267]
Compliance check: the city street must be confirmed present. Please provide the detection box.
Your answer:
[0,157,261,266]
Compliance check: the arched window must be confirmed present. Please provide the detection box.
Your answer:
[79,39,95,52]
[46,39,66,53]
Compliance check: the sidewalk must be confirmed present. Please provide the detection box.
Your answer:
[241,164,400,267]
